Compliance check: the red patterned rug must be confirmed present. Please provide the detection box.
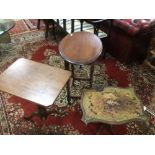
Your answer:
[9,20,30,35]
[0,38,155,135]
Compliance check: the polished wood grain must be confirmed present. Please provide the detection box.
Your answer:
[0,58,71,106]
[59,31,103,65]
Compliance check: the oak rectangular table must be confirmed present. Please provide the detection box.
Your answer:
[0,58,71,119]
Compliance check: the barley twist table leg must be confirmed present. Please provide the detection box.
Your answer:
[90,64,94,88]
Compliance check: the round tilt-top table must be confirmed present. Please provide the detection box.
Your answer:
[59,31,103,101]
[59,31,103,65]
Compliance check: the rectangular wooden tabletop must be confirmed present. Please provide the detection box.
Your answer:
[0,58,71,106]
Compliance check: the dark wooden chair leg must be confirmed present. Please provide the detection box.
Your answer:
[100,20,112,59]
[80,20,84,31]
[43,19,57,40]
[107,19,112,39]
[57,19,59,25]
[63,19,66,31]
[71,19,75,33]
[44,21,49,40]
[52,20,56,40]
[100,37,107,58]
[37,19,41,30]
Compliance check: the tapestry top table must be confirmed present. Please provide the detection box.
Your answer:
[81,87,146,125]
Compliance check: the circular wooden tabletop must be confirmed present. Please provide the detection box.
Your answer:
[59,31,103,65]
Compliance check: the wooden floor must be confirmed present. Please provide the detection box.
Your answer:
[54,19,107,38]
